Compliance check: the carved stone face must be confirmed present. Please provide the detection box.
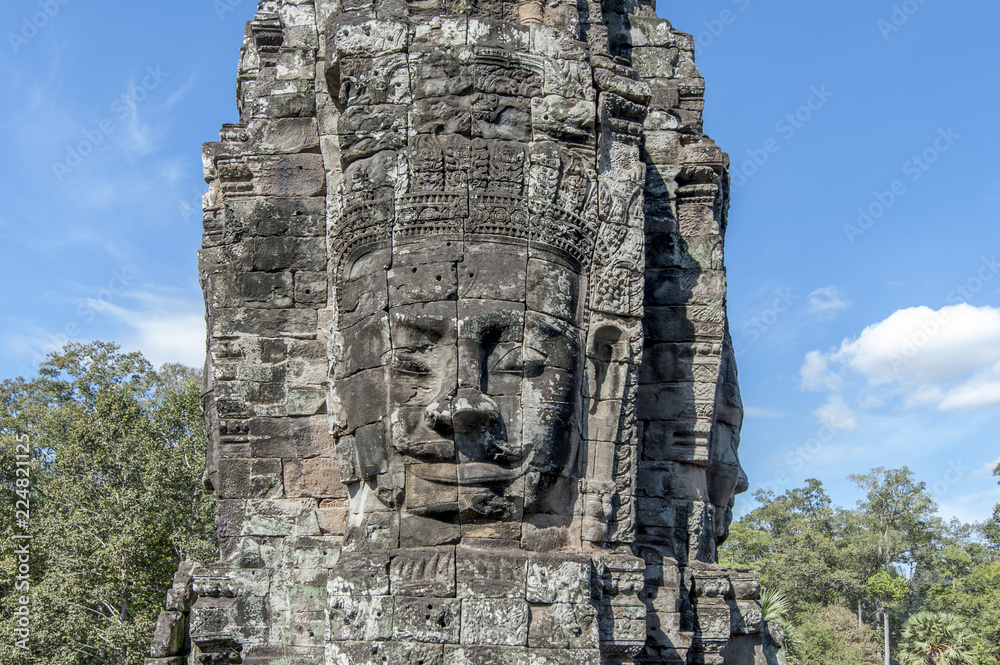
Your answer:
[707,425,747,544]
[334,237,585,530]
[706,369,748,545]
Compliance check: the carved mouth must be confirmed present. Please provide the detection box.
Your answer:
[408,460,529,485]
[393,437,455,460]
[458,462,527,484]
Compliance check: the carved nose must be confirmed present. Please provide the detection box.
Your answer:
[736,465,749,495]
[450,388,501,434]
[425,398,454,435]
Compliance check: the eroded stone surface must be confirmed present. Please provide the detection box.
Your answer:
[145,0,765,662]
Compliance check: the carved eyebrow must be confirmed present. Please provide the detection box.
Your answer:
[394,317,450,342]
[529,319,573,339]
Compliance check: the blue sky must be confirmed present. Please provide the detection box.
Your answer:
[1,0,998,524]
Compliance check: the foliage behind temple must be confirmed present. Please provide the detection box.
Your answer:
[720,468,1000,665]
[0,342,216,665]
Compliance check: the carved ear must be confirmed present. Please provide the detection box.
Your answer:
[325,55,342,109]
[588,324,629,403]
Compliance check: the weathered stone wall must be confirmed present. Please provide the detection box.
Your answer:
[145,0,764,663]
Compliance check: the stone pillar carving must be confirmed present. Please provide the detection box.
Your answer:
[145,0,764,663]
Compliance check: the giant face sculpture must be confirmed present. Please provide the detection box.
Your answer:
[320,16,747,556]
[325,123,610,550]
[333,236,587,540]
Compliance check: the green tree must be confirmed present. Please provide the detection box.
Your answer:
[787,605,881,665]
[849,467,941,612]
[0,342,215,665]
[864,570,909,665]
[720,480,852,617]
[925,562,1000,665]
[984,464,1000,550]
[721,471,1000,665]
[899,612,975,665]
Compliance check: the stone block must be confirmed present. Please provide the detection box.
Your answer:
[283,458,344,499]
[329,552,391,595]
[333,368,387,434]
[526,556,590,605]
[252,91,318,119]
[252,236,327,272]
[393,596,462,644]
[328,641,445,665]
[253,154,327,197]
[460,598,529,646]
[456,547,527,599]
[148,611,187,658]
[317,505,348,536]
[294,271,328,305]
[339,311,391,377]
[531,95,596,143]
[528,603,599,649]
[390,547,457,597]
[528,650,601,665]
[398,513,462,550]
[211,308,318,339]
[388,260,459,305]
[457,243,528,302]
[328,595,394,641]
[444,646,529,665]
[249,118,320,154]
[218,458,283,500]
[328,19,409,57]
[597,602,647,648]
[525,257,583,323]
[643,268,727,307]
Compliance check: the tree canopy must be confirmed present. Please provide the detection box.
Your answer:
[721,468,1000,665]
[0,342,215,665]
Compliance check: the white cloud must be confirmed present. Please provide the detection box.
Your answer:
[808,287,853,313]
[813,395,857,430]
[800,350,842,391]
[86,293,206,369]
[971,456,1000,479]
[804,304,1000,413]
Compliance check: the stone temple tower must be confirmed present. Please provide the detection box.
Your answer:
[146,0,777,663]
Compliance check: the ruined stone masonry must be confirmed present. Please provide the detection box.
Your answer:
[146,0,778,663]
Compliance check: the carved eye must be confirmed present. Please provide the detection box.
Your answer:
[493,346,546,377]
[392,354,431,376]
